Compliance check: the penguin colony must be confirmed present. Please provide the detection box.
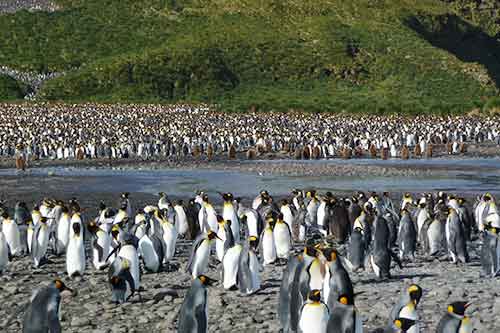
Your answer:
[0,189,497,332]
[0,103,499,165]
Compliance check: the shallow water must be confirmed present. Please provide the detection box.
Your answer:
[1,158,498,196]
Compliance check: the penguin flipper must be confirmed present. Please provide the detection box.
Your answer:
[195,304,207,332]
[47,308,62,333]
[93,239,104,262]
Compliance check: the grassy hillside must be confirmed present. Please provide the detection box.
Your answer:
[0,0,499,114]
[0,74,26,100]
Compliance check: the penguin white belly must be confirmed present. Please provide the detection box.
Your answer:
[299,304,329,333]
[322,268,331,304]
[248,251,261,292]
[119,245,140,289]
[459,317,473,333]
[0,233,9,273]
[252,197,261,210]
[281,206,294,229]
[299,224,306,242]
[416,210,428,236]
[262,230,276,266]
[57,217,71,253]
[399,305,418,333]
[192,240,210,278]
[222,244,243,289]
[139,236,160,272]
[134,224,146,240]
[66,235,85,276]
[317,203,326,236]
[309,259,323,290]
[216,228,226,262]
[246,215,259,238]
[370,255,381,278]
[36,227,50,261]
[206,209,218,233]
[223,207,240,241]
[2,221,21,255]
[27,226,33,253]
[93,231,111,269]
[174,206,188,235]
[162,222,178,262]
[274,225,291,259]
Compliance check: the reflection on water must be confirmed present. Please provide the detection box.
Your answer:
[0,160,498,196]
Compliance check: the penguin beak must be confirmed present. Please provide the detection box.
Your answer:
[464,302,472,309]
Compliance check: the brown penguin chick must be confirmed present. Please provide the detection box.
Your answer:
[207,144,213,161]
[228,144,236,159]
[401,145,409,160]
[446,142,452,155]
[342,147,351,159]
[312,146,321,159]
[459,142,467,154]
[426,144,433,158]
[302,146,311,160]
[246,148,256,160]
[294,146,302,160]
[192,145,201,158]
[369,144,377,158]
[414,144,422,157]
[381,147,389,160]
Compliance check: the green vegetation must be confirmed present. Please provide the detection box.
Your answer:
[0,75,25,100]
[0,0,499,114]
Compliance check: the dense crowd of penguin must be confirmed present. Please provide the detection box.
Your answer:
[2,104,500,166]
[0,189,499,332]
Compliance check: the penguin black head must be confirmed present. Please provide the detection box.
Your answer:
[207,230,218,240]
[393,317,416,331]
[304,246,318,258]
[198,275,216,286]
[202,194,209,202]
[484,193,492,201]
[338,294,354,306]
[408,284,422,306]
[281,199,288,206]
[121,192,130,199]
[447,301,470,316]
[87,220,99,234]
[418,202,426,209]
[54,279,74,294]
[322,248,338,262]
[221,193,233,201]
[40,217,48,224]
[353,226,363,234]
[404,193,411,199]
[158,192,166,198]
[308,289,322,303]
[99,201,106,211]
[248,236,259,249]
[260,190,269,197]
[72,223,81,236]
[383,192,390,197]
[216,215,224,224]
[0,210,8,219]
[111,225,120,239]
[277,213,284,221]
[104,208,117,219]
[325,191,333,198]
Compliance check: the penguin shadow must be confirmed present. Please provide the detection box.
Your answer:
[358,273,436,284]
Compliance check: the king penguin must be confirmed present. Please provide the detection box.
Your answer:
[398,209,417,261]
[299,289,329,333]
[0,229,9,274]
[222,242,243,290]
[274,213,292,263]
[22,279,76,333]
[198,194,218,234]
[31,217,50,268]
[177,275,215,333]
[88,220,111,270]
[260,216,277,266]
[108,256,136,304]
[481,224,500,277]
[323,248,354,312]
[446,208,469,263]
[388,284,422,333]
[55,206,71,256]
[327,294,363,333]
[237,236,261,295]
[221,192,240,242]
[436,301,473,333]
[1,211,21,256]
[66,221,86,277]
[187,231,218,279]
[348,227,366,272]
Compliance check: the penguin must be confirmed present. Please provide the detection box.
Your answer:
[446,208,469,263]
[273,213,292,262]
[295,202,308,242]
[348,227,366,271]
[327,294,363,333]
[173,200,189,237]
[221,192,240,242]
[222,243,243,290]
[186,231,218,279]
[415,200,431,244]
[323,248,353,312]
[260,217,277,266]
[456,198,473,241]
[31,217,50,268]
[1,211,21,256]
[158,192,170,211]
[369,215,402,280]
[22,279,75,333]
[371,318,417,333]
[119,192,133,229]
[481,225,500,277]
[0,230,9,274]
[237,236,261,295]
[298,290,329,333]
[14,201,31,255]
[27,220,34,254]
[329,197,351,243]
[316,195,329,236]
[156,209,177,263]
[66,221,86,277]
[87,220,111,270]
[116,233,141,290]
[252,190,269,210]
[185,198,201,240]
[425,200,447,256]
[281,199,295,230]
[348,196,362,228]
[138,228,164,273]
[436,301,473,333]
[216,216,234,262]
[198,194,218,233]
[388,284,422,333]
[108,257,136,304]
[177,275,215,333]
[55,206,71,256]
[305,190,319,226]
[238,205,263,239]
[398,209,417,261]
